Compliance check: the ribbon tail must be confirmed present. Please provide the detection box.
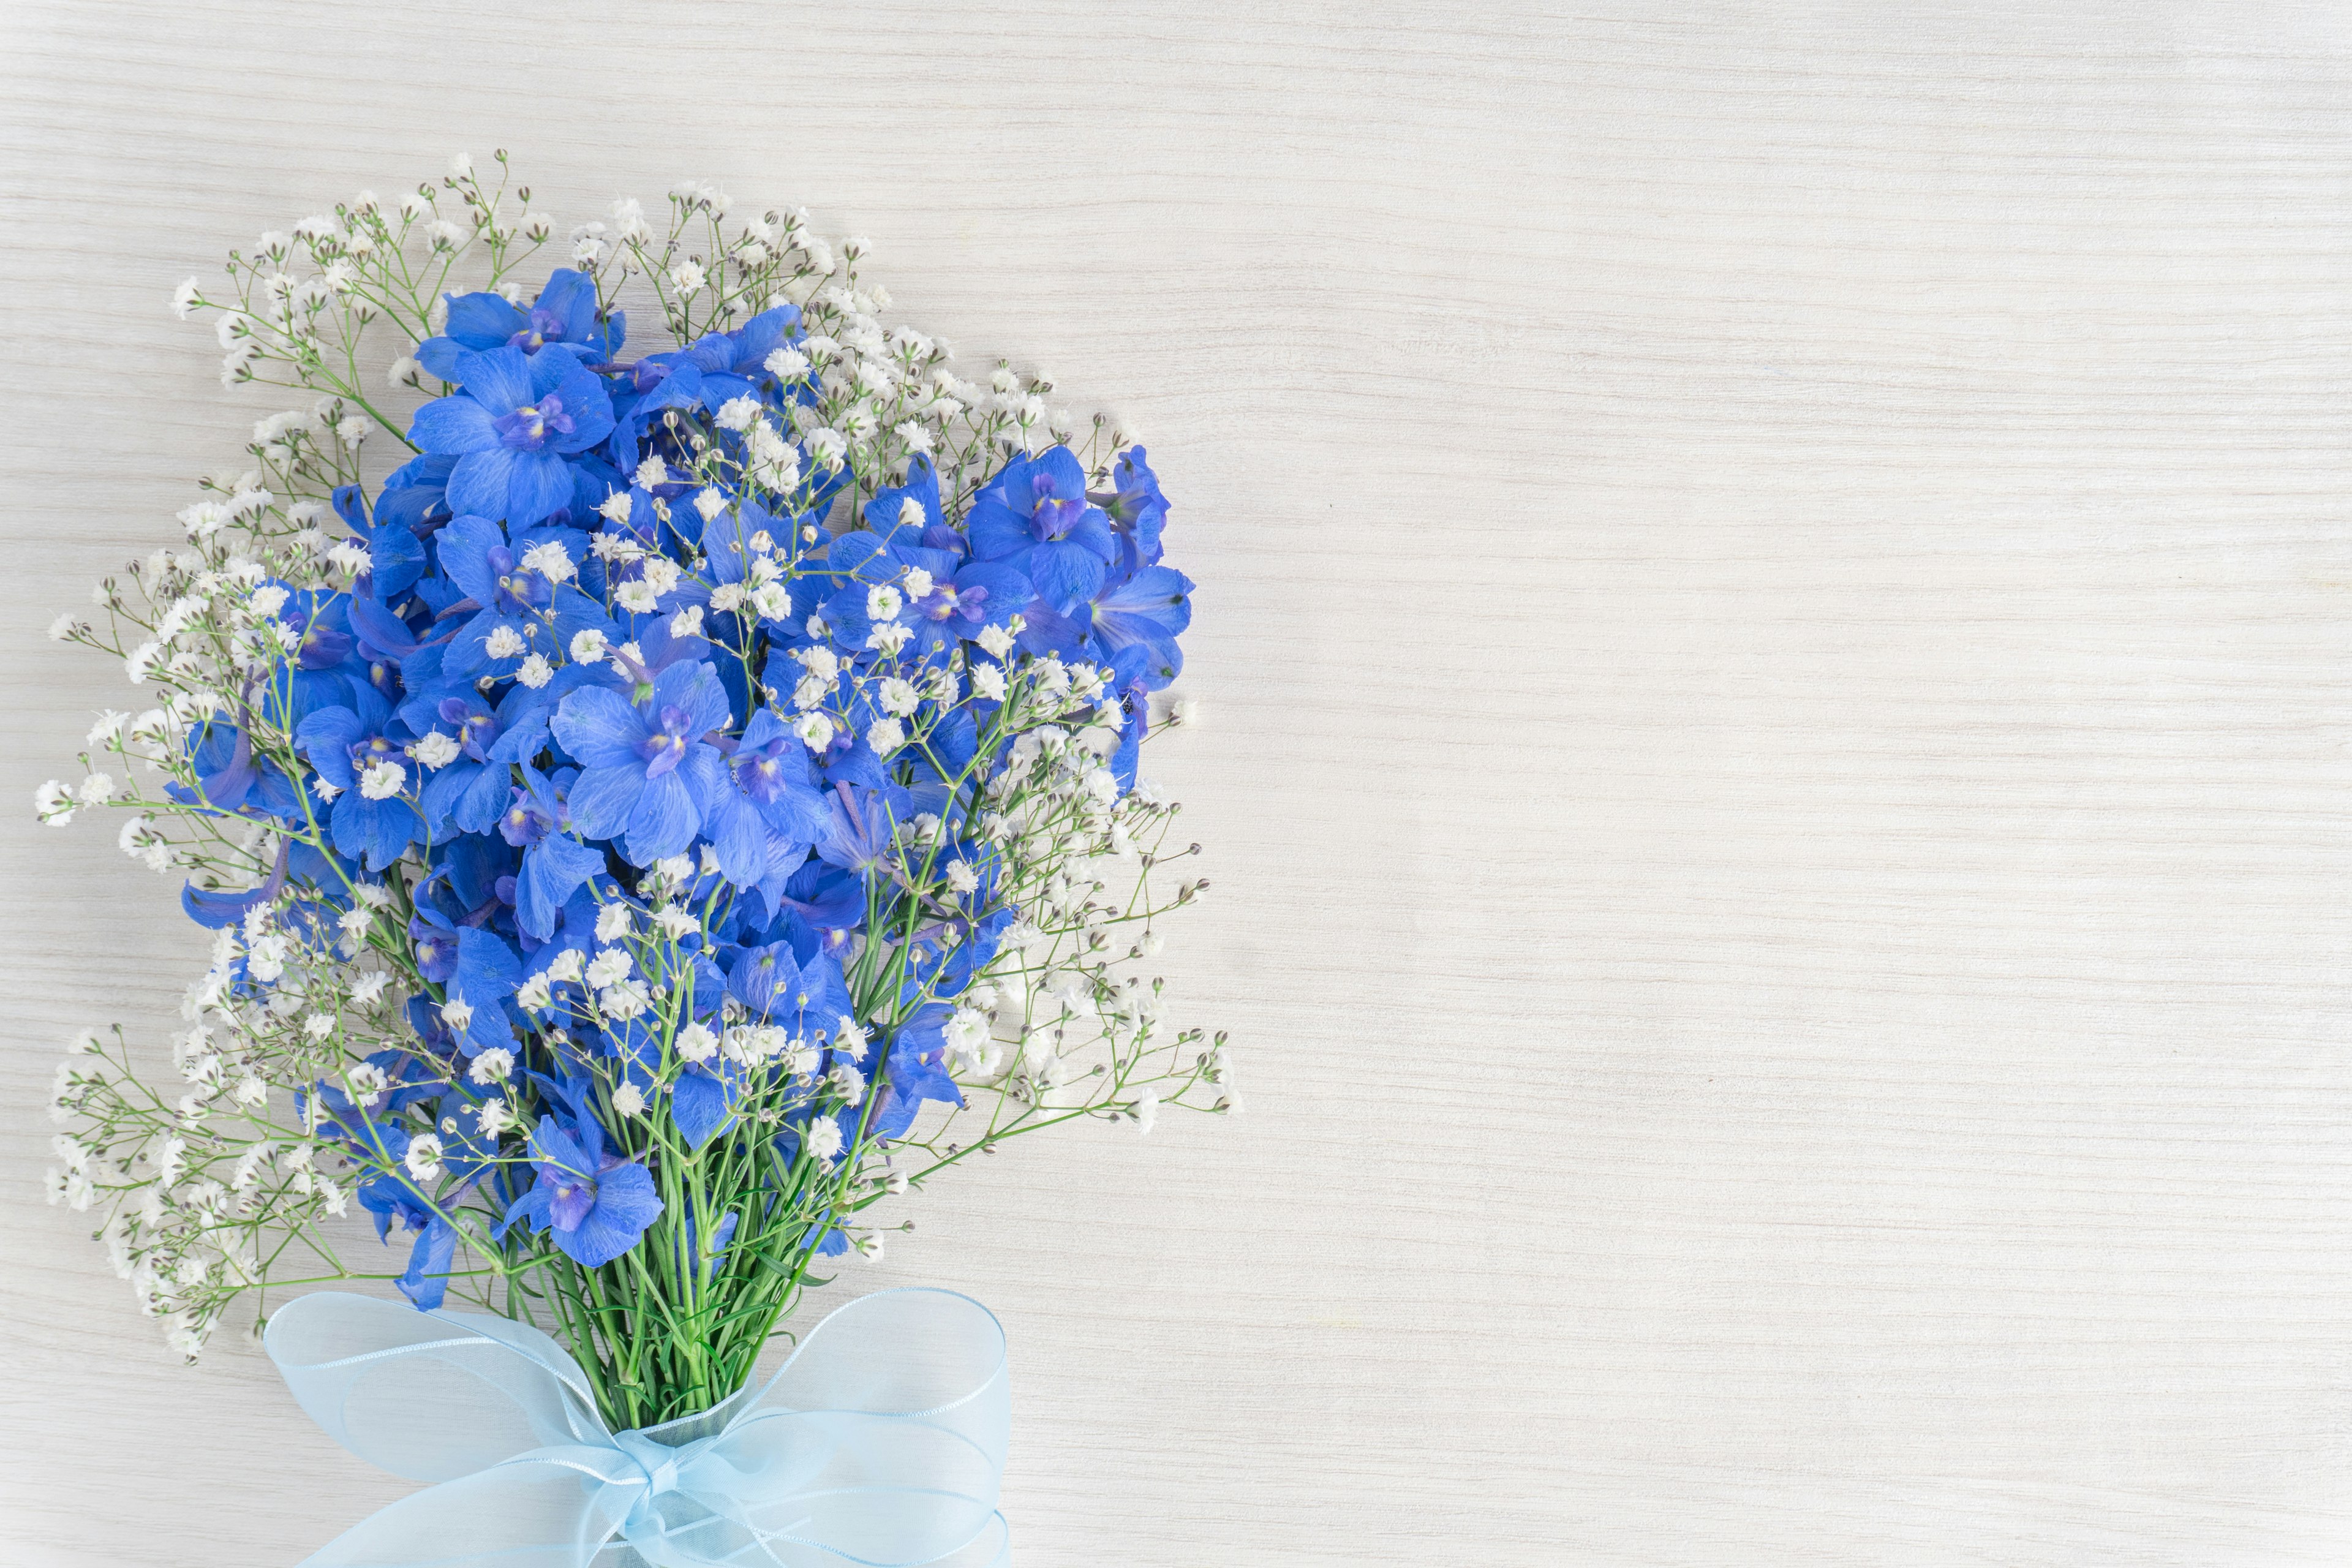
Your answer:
[296,1459,630,1568]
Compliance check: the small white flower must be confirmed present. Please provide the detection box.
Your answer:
[476,1098,516,1136]
[408,732,461,769]
[440,998,474,1031]
[358,760,407,800]
[715,396,761,432]
[545,949,585,985]
[47,611,83,641]
[171,277,202,319]
[943,859,980,895]
[388,355,422,388]
[610,1083,647,1117]
[570,628,611,666]
[595,903,633,943]
[345,1062,390,1109]
[970,663,1008,702]
[469,1048,515,1085]
[483,624,526,660]
[516,654,554,688]
[876,677,919,717]
[633,456,671,490]
[675,1021,720,1064]
[599,981,651,1021]
[764,347,810,380]
[866,718,905,755]
[831,1016,870,1061]
[586,947,633,989]
[865,585,903,622]
[977,624,1016,659]
[804,1118,844,1163]
[793,713,835,752]
[405,1136,444,1182]
[77,774,117,807]
[670,260,707,296]
[520,540,576,583]
[34,781,75,826]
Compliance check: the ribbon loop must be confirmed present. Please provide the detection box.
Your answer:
[265,1288,1009,1567]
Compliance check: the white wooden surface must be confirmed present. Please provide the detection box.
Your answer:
[4,3,2350,1563]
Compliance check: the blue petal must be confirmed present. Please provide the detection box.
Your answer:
[435,514,508,606]
[443,291,526,349]
[517,835,606,940]
[621,768,699,865]
[394,1216,460,1310]
[1025,541,1106,612]
[560,1164,662,1267]
[506,451,576,529]
[453,346,532,414]
[552,687,647,769]
[562,763,645,840]
[671,1070,734,1150]
[446,448,522,520]
[409,394,499,455]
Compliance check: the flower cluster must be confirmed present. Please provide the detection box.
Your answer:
[43,156,1228,1423]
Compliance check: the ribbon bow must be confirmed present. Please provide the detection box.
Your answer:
[263,1287,1009,1567]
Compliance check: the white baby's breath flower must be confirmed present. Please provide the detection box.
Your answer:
[404,1136,444,1183]
[34,781,75,826]
[676,1022,720,1064]
[408,732,460,769]
[803,1118,843,1163]
[358,760,406,800]
[610,1083,646,1117]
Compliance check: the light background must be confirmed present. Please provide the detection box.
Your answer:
[4,4,2350,1564]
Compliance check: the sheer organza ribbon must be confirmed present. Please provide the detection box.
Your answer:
[263,1287,1009,1567]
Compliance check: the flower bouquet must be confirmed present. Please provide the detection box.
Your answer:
[39,153,1227,1566]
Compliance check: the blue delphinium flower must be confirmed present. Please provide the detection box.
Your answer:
[496,764,609,940]
[496,1114,664,1267]
[293,687,424,871]
[550,658,732,866]
[413,268,623,380]
[965,446,1119,610]
[701,710,829,888]
[410,346,616,527]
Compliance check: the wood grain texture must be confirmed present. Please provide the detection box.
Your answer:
[3,2,2350,1562]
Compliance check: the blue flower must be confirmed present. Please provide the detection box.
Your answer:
[965,446,1118,611]
[496,764,611,940]
[724,937,851,1041]
[701,710,829,888]
[428,514,608,681]
[442,925,524,1058]
[677,304,803,412]
[1099,445,1170,573]
[815,783,910,881]
[551,659,732,867]
[496,1114,663,1267]
[410,346,616,528]
[413,268,623,380]
[1080,564,1193,688]
[293,688,424,871]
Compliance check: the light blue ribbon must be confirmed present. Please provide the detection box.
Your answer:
[263,1287,1009,1567]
